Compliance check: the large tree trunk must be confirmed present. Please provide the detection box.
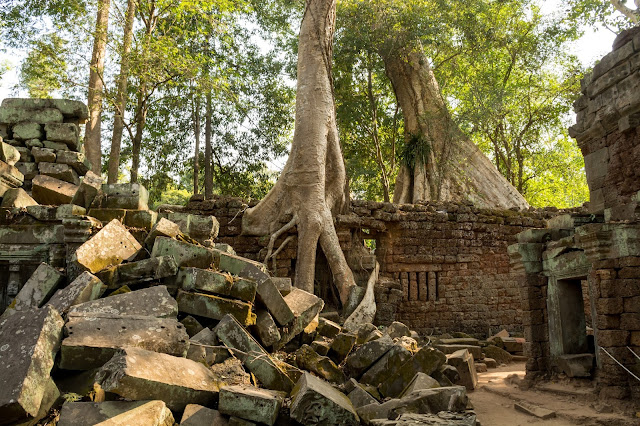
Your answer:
[383,47,528,209]
[204,91,213,199]
[130,87,147,183]
[107,0,136,184]
[242,0,356,306]
[193,96,201,195]
[86,0,111,174]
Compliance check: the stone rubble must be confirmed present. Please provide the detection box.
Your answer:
[0,172,525,425]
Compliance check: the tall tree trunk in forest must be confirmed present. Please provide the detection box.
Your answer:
[204,91,213,199]
[382,47,528,209]
[86,0,111,174]
[242,0,356,306]
[130,87,147,183]
[107,0,137,184]
[193,96,201,195]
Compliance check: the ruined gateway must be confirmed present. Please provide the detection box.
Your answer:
[0,31,639,426]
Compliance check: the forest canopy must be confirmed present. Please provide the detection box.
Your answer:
[0,0,635,208]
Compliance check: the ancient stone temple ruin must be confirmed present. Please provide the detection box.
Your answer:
[0,31,639,426]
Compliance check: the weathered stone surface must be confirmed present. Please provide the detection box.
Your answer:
[0,141,20,165]
[74,219,141,273]
[0,160,24,196]
[176,290,256,325]
[290,372,359,425]
[144,218,182,248]
[124,209,157,229]
[556,354,594,378]
[438,338,480,346]
[43,140,68,150]
[0,107,63,124]
[369,412,477,425]
[181,404,228,426]
[60,315,189,370]
[393,386,468,416]
[15,161,37,181]
[214,314,294,393]
[435,344,483,361]
[151,237,217,268]
[31,174,77,205]
[5,263,63,314]
[88,208,127,223]
[102,183,149,210]
[274,288,324,350]
[345,334,395,378]
[311,339,331,356]
[295,344,346,384]
[0,306,64,424]
[219,385,283,426]
[15,146,33,162]
[356,323,378,344]
[329,332,357,364]
[399,373,440,398]
[514,401,557,420]
[162,212,219,246]
[106,255,178,287]
[482,345,512,365]
[177,267,257,303]
[360,344,412,386]
[483,357,497,369]
[186,327,230,366]
[17,377,60,426]
[38,162,79,184]
[44,123,79,149]
[228,417,255,426]
[31,147,56,163]
[57,400,175,426]
[68,286,178,318]
[12,122,43,140]
[384,321,411,339]
[47,272,106,314]
[446,349,477,391]
[318,317,342,338]
[70,171,102,209]
[56,150,90,174]
[271,277,292,295]
[348,385,378,409]
[432,365,459,387]
[96,347,220,411]
[211,357,252,387]
[254,309,281,348]
[181,315,204,337]
[55,203,86,219]
[0,188,37,208]
[379,347,447,398]
[2,99,88,120]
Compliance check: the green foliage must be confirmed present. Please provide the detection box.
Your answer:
[400,133,431,171]
[19,34,69,97]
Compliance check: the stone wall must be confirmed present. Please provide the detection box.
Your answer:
[570,27,640,212]
[179,197,556,336]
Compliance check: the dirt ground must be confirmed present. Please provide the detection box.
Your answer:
[468,362,640,426]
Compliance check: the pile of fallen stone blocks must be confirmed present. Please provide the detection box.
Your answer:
[0,187,484,425]
[0,99,94,207]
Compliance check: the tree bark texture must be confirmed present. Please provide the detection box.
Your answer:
[107,0,137,184]
[86,0,111,174]
[242,0,356,305]
[193,96,201,195]
[204,91,213,199]
[383,47,529,209]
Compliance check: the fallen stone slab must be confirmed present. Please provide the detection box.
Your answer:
[345,334,395,378]
[44,123,80,150]
[46,271,106,314]
[435,344,483,361]
[73,219,141,273]
[329,332,357,364]
[144,217,182,249]
[0,160,24,197]
[177,267,257,303]
[432,365,459,387]
[3,263,63,315]
[219,385,284,426]
[438,338,480,346]
[70,171,102,209]
[1,99,88,120]
[32,146,56,163]
[0,106,63,124]
[181,404,228,426]
[384,321,411,339]
[0,306,64,424]
[482,345,512,364]
[311,339,331,356]
[151,237,217,269]
[102,255,178,288]
[254,309,281,348]
[56,150,90,174]
[162,212,219,246]
[101,183,149,210]
[484,357,497,369]
[60,315,189,370]
[348,385,379,409]
[31,174,76,205]
[176,290,256,326]
[38,162,79,185]
[18,377,60,426]
[67,286,178,318]
[369,412,477,426]
[270,277,292,295]
[57,400,174,426]
[475,362,487,373]
[217,252,294,326]
[394,386,469,414]
[295,344,346,384]
[124,209,157,229]
[186,327,230,366]
[273,288,324,350]
[513,401,556,420]
[228,417,255,426]
[0,188,36,209]
[556,353,594,378]
[96,347,220,411]
[446,349,478,391]
[379,347,447,398]
[214,314,294,393]
[318,317,342,338]
[181,315,204,337]
[55,203,86,219]
[0,141,20,165]
[211,358,252,388]
[399,373,441,398]
[359,344,412,386]
[290,372,359,425]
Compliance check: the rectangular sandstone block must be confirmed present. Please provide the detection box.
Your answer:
[5,263,63,314]
[38,161,79,185]
[1,99,88,120]
[56,150,90,174]
[0,160,24,197]
[12,122,43,140]
[46,271,106,314]
[101,183,149,210]
[290,373,359,426]
[176,290,256,326]
[0,187,37,208]
[151,237,217,269]
[32,174,77,205]
[0,107,63,125]
[44,123,79,150]
[74,219,141,273]
[70,171,102,209]
[218,385,284,426]
[177,267,257,303]
[0,141,20,165]
[0,306,64,424]
[273,288,324,350]
[68,286,178,319]
[58,401,174,426]
[95,347,220,411]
